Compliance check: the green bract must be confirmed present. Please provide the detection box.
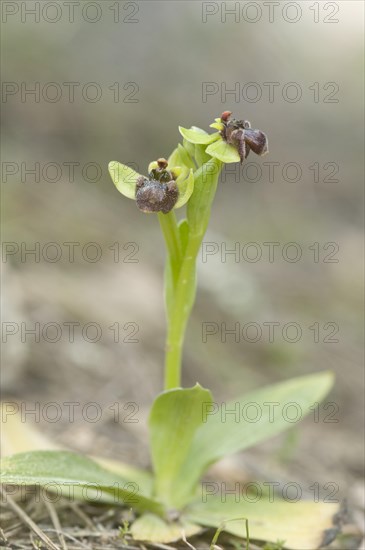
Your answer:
[168,143,195,171]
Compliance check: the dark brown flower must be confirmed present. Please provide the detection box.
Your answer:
[135,158,179,214]
[220,112,268,164]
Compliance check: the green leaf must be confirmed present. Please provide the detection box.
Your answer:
[108,161,141,199]
[179,126,220,145]
[182,134,210,167]
[163,258,175,322]
[175,169,194,208]
[0,401,154,497]
[173,218,197,323]
[176,372,334,506]
[0,451,164,516]
[187,157,222,238]
[206,139,241,163]
[94,456,154,497]
[149,385,213,507]
[177,143,196,170]
[182,138,196,163]
[131,513,202,543]
[195,143,211,166]
[186,495,340,550]
[168,144,195,171]
[178,219,190,256]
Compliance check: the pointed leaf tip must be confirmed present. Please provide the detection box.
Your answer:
[175,371,335,505]
[149,385,213,508]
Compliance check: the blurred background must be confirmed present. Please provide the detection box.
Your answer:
[1,0,364,534]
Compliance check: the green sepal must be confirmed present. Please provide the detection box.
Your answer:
[179,126,220,145]
[108,161,141,199]
[210,121,224,130]
[205,139,241,163]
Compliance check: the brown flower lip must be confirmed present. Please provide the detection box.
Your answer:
[135,158,179,214]
[136,176,179,214]
[220,112,268,163]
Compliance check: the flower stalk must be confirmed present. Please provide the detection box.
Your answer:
[161,157,222,389]
[108,113,268,390]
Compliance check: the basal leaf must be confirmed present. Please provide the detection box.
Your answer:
[176,372,334,506]
[131,513,202,543]
[0,401,60,456]
[94,456,154,497]
[0,451,164,515]
[149,385,212,507]
[0,401,154,497]
[186,495,340,550]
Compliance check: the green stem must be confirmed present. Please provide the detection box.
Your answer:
[163,157,223,390]
[164,236,201,389]
[158,210,181,284]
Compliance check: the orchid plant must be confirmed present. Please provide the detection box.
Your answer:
[1,113,339,549]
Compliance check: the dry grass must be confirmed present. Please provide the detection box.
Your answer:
[0,486,362,550]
